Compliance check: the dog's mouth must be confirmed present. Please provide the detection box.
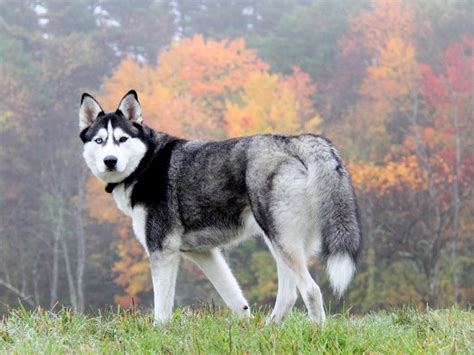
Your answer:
[97,171,125,184]
[101,168,122,176]
[96,166,129,183]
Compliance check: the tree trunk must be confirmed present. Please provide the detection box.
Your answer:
[428,260,440,306]
[32,261,40,306]
[408,89,443,306]
[365,201,376,310]
[75,172,87,313]
[61,228,78,311]
[50,207,63,309]
[451,95,461,303]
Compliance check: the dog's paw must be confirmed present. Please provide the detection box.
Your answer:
[153,319,163,327]
[236,304,253,319]
[265,315,279,326]
[309,311,327,325]
[153,316,171,327]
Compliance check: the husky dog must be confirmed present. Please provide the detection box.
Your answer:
[79,90,361,324]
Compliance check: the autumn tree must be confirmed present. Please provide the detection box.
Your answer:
[419,36,474,303]
[0,0,119,312]
[225,66,320,136]
[342,0,425,61]
[254,0,364,122]
[335,0,473,309]
[100,35,268,139]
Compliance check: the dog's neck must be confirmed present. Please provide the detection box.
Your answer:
[105,134,157,194]
[105,147,154,194]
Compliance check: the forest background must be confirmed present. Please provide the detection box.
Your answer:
[0,0,472,315]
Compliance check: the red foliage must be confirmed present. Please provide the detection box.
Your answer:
[421,36,474,107]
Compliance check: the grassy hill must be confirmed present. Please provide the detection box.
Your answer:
[0,306,472,353]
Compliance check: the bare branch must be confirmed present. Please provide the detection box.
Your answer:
[0,278,36,307]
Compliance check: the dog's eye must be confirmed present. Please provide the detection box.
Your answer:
[94,138,103,144]
[119,137,128,143]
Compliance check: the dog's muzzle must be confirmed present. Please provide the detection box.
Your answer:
[104,155,118,171]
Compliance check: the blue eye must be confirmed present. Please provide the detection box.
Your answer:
[119,137,128,143]
[94,138,103,144]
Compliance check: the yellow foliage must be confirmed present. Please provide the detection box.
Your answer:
[338,0,428,164]
[99,58,182,136]
[336,36,421,163]
[359,36,419,147]
[225,71,300,137]
[112,228,150,305]
[158,35,268,97]
[344,0,425,57]
[98,36,272,140]
[361,36,419,113]
[225,68,320,137]
[100,36,318,142]
[303,115,323,133]
[350,156,428,196]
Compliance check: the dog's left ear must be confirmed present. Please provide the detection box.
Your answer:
[117,90,143,124]
[79,93,104,132]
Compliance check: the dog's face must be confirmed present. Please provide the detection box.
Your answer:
[79,90,148,183]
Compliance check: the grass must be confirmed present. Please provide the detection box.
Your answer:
[0,305,472,354]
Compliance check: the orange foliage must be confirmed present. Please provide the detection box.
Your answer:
[335,1,422,162]
[357,36,420,142]
[99,35,269,139]
[112,227,150,306]
[226,67,320,137]
[350,151,458,202]
[158,35,268,97]
[99,58,185,136]
[85,178,149,306]
[282,66,317,123]
[342,0,424,57]
[362,37,418,105]
[225,71,299,136]
[350,156,427,196]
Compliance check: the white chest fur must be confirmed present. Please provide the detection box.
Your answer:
[112,184,132,216]
[112,184,148,252]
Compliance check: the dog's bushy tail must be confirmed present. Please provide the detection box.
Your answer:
[306,141,361,298]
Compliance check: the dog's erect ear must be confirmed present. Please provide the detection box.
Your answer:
[79,93,104,131]
[117,90,143,124]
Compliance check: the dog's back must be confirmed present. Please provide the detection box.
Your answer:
[168,133,361,303]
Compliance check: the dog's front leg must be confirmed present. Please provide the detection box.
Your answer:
[149,250,180,324]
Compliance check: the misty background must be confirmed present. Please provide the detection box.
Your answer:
[0,0,473,315]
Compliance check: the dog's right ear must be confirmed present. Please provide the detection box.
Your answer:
[117,90,143,124]
[79,93,104,132]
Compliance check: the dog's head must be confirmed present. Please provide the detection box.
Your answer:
[79,90,148,183]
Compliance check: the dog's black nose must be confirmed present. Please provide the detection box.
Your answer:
[104,156,117,169]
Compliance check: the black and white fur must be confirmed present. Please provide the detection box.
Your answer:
[79,90,361,324]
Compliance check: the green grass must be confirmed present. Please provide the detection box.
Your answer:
[0,306,472,354]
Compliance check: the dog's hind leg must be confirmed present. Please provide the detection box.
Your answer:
[265,240,298,323]
[184,248,250,317]
[261,161,326,323]
[149,250,180,324]
[270,241,326,324]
